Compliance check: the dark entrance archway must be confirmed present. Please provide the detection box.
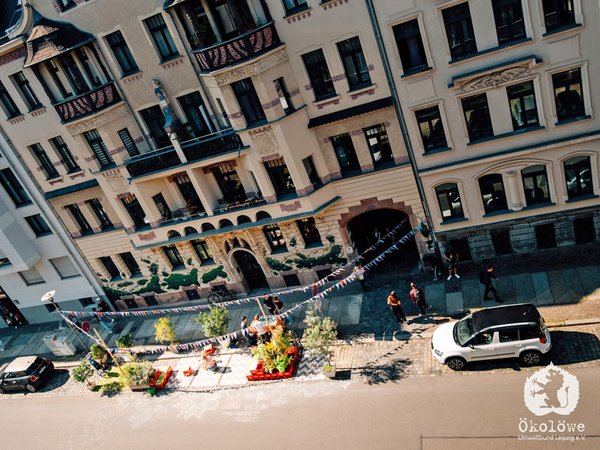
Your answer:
[233,250,269,290]
[0,286,28,327]
[347,209,419,274]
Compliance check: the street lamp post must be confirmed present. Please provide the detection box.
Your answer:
[41,291,89,352]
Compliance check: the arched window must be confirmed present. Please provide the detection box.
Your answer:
[201,223,215,232]
[521,165,550,206]
[256,211,271,221]
[478,174,508,214]
[232,237,241,248]
[219,219,233,229]
[224,241,231,254]
[435,183,464,220]
[167,230,181,240]
[263,224,287,253]
[184,226,198,236]
[238,215,252,225]
[564,155,593,199]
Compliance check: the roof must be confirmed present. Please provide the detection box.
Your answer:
[0,0,22,38]
[472,303,540,333]
[24,8,94,67]
[5,355,38,372]
[163,0,185,8]
[45,179,99,199]
[307,97,394,129]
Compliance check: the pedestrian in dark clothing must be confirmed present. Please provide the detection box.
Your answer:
[444,248,460,280]
[387,291,406,324]
[272,296,284,313]
[263,295,277,315]
[479,265,503,302]
[409,282,430,315]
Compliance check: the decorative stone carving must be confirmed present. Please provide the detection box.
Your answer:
[103,171,130,195]
[460,66,530,93]
[203,48,289,87]
[249,127,279,155]
[65,103,129,135]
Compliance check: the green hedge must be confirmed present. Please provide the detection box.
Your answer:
[201,265,227,284]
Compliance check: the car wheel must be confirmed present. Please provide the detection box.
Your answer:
[446,356,466,371]
[520,350,542,366]
[0,387,4,394]
[25,384,36,393]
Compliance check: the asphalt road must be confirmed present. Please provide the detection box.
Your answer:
[2,366,599,450]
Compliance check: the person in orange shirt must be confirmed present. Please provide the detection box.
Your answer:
[387,291,406,324]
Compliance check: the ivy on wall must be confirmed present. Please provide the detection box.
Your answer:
[201,265,228,284]
[266,257,292,272]
[164,269,198,290]
[291,245,346,269]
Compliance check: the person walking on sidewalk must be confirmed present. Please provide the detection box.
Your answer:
[409,282,430,315]
[444,248,460,280]
[353,263,366,291]
[387,291,406,324]
[479,264,503,302]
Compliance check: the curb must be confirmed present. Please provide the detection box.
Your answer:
[547,318,600,328]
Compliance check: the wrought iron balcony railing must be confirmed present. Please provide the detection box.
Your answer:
[181,130,242,163]
[53,82,121,123]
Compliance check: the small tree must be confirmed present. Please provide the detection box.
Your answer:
[90,343,107,363]
[302,304,338,363]
[124,361,154,387]
[153,316,178,345]
[196,306,229,337]
[71,359,94,384]
[115,333,134,349]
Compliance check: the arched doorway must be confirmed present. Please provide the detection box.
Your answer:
[347,209,419,273]
[232,250,269,290]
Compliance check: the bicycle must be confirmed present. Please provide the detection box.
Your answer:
[207,286,236,304]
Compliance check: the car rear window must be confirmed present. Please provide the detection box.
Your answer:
[518,326,541,340]
[25,357,44,375]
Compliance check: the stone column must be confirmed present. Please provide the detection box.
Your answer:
[247,156,277,202]
[185,169,215,215]
[350,131,375,173]
[555,219,575,247]
[506,171,524,211]
[79,202,103,233]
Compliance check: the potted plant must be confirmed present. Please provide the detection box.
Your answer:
[124,361,155,391]
[71,359,96,390]
[196,306,229,348]
[250,325,295,374]
[302,304,338,378]
[153,317,179,353]
[115,333,133,349]
[90,343,108,367]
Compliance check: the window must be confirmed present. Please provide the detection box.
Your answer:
[283,274,301,287]
[120,194,147,229]
[139,105,170,148]
[57,0,76,12]
[212,163,247,203]
[46,59,71,98]
[564,155,593,199]
[66,204,93,235]
[337,37,371,90]
[173,174,205,214]
[499,328,519,342]
[145,14,179,61]
[442,2,477,60]
[49,256,80,279]
[479,174,508,214]
[364,124,393,166]
[25,214,52,237]
[415,106,448,151]
[435,183,464,220]
[49,136,79,173]
[29,143,59,180]
[59,53,90,95]
[303,156,321,187]
[518,326,542,340]
[492,0,526,45]
[105,31,139,76]
[86,198,113,230]
[99,256,121,280]
[163,244,184,269]
[393,19,428,74]
[84,129,114,168]
[574,217,595,244]
[521,165,550,206]
[302,49,336,100]
[543,0,576,32]
[178,91,210,138]
[124,298,138,309]
[274,78,293,114]
[191,239,213,263]
[297,218,322,246]
[330,133,360,175]
[553,68,585,122]
[216,98,231,128]
[0,168,31,207]
[536,223,556,249]
[264,224,287,252]
[11,72,41,111]
[283,0,307,15]
[19,267,45,285]
[507,81,538,130]
[210,0,256,40]
[119,252,141,276]
[152,193,172,220]
[117,129,140,157]
[462,94,493,141]
[264,157,295,198]
[0,81,20,118]
[471,332,493,346]
[491,229,512,255]
[79,297,94,307]
[231,78,266,126]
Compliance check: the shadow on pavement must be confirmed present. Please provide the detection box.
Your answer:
[38,369,70,392]
[359,358,412,385]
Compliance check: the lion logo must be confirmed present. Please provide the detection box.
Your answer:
[524,363,579,416]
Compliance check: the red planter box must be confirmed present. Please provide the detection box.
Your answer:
[246,348,301,381]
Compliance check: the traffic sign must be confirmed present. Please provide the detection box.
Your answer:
[81,321,91,332]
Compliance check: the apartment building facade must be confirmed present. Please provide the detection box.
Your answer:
[0,0,426,313]
[371,0,600,261]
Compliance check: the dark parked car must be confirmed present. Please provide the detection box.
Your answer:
[0,356,54,393]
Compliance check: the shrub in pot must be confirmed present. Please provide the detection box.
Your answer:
[124,361,154,389]
[115,333,133,349]
[302,304,338,376]
[72,359,95,389]
[153,317,179,352]
[196,306,229,339]
[90,343,107,365]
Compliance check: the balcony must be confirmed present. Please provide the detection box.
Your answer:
[125,148,182,178]
[194,22,282,72]
[53,82,122,123]
[182,130,242,162]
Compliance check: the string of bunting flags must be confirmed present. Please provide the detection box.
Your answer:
[59,225,418,354]
[62,218,414,319]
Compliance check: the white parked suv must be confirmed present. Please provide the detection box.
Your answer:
[431,303,551,371]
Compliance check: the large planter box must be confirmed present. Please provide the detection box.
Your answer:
[247,347,301,382]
